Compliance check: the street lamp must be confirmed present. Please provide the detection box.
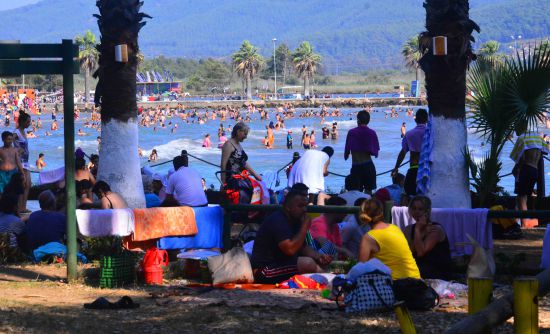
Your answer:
[272,38,277,99]
[511,34,522,51]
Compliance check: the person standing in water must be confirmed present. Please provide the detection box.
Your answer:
[35,153,46,171]
[344,110,380,194]
[286,131,293,149]
[202,134,212,148]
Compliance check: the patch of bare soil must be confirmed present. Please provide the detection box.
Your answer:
[1,263,550,333]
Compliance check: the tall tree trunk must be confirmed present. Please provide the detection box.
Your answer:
[84,67,89,107]
[246,72,252,100]
[304,75,310,97]
[94,0,150,208]
[419,0,479,208]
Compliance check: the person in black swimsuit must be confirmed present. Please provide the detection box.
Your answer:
[220,122,262,186]
[220,122,263,215]
[92,181,128,209]
[403,195,452,280]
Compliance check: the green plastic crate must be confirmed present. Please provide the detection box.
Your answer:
[100,254,135,269]
[99,254,136,288]
[100,276,133,289]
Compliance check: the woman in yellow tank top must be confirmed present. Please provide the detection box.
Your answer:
[358,199,420,280]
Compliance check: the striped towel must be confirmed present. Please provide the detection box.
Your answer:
[305,231,316,249]
[305,231,337,256]
[416,114,433,195]
[510,132,549,163]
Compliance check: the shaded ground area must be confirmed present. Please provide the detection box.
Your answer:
[1,227,549,333]
[0,264,539,334]
[493,228,545,274]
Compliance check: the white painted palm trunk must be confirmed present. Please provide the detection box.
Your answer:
[427,116,471,208]
[97,118,145,208]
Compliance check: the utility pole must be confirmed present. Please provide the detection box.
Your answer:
[272,38,277,99]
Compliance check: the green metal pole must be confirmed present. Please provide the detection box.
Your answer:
[384,200,394,224]
[222,205,232,252]
[62,39,77,282]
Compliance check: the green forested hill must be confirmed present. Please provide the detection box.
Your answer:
[1,0,548,72]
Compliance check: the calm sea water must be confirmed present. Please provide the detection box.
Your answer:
[24,107,549,194]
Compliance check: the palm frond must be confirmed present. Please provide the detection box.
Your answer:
[504,43,550,131]
[231,40,264,80]
[292,41,322,79]
[401,36,423,71]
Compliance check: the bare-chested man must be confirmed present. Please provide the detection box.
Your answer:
[0,131,25,193]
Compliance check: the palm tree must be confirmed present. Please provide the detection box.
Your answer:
[466,42,550,207]
[418,0,480,208]
[232,40,263,100]
[93,0,151,208]
[75,30,99,106]
[477,40,502,72]
[292,41,322,97]
[402,36,424,82]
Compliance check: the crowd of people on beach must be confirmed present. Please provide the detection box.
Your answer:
[1,88,549,295]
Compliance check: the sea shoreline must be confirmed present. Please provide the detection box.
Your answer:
[46,97,427,110]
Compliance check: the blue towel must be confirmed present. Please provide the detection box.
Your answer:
[416,114,433,195]
[33,242,88,263]
[158,206,224,250]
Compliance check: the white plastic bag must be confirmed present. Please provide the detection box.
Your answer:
[207,247,254,284]
[466,234,495,279]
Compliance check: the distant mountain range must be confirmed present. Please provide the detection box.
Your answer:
[1,0,549,72]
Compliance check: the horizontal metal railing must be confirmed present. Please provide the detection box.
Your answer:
[221,203,550,248]
[224,203,550,219]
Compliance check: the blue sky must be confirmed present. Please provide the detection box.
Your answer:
[0,0,41,11]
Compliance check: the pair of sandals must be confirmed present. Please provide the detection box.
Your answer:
[84,296,140,310]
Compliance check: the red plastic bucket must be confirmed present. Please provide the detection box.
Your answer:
[141,248,168,285]
[144,266,164,285]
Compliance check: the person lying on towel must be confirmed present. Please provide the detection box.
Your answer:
[250,183,332,284]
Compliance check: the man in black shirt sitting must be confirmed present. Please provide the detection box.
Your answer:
[251,183,332,284]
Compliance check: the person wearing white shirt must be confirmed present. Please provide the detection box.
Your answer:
[287,146,333,202]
